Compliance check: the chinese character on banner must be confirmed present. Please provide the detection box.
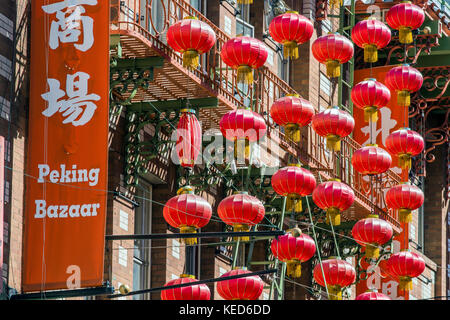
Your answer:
[42,0,97,52]
[41,71,100,126]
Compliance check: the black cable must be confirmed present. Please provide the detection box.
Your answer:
[107,268,277,299]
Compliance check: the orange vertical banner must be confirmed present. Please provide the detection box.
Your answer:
[353,66,409,300]
[23,0,109,292]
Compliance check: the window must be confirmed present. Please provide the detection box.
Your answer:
[266,49,274,66]
[149,0,166,37]
[133,181,152,300]
[320,73,331,96]
[190,0,201,12]
[321,19,332,34]
[0,96,10,121]
[409,223,416,241]
[0,13,13,41]
[236,18,254,37]
[0,54,12,81]
[4,180,9,205]
[224,16,232,35]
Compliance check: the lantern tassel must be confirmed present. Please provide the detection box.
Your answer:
[237,65,253,84]
[237,0,253,4]
[399,27,413,44]
[327,285,342,300]
[286,260,302,278]
[399,208,412,223]
[326,207,341,226]
[283,41,299,60]
[182,50,200,69]
[234,138,250,164]
[397,90,411,107]
[398,154,412,170]
[365,243,380,259]
[233,224,250,242]
[326,134,341,152]
[329,0,343,8]
[180,226,197,245]
[364,106,378,123]
[363,44,378,63]
[399,276,413,291]
[326,60,341,78]
[286,195,302,213]
[285,123,301,143]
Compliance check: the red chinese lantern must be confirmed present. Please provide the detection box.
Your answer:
[167,16,216,69]
[313,258,356,300]
[385,128,424,170]
[176,109,202,168]
[270,228,316,278]
[351,78,391,122]
[384,64,423,107]
[217,268,264,300]
[351,144,392,176]
[220,107,267,160]
[385,182,424,223]
[355,291,391,300]
[269,94,314,142]
[217,192,265,241]
[271,164,316,213]
[386,250,425,291]
[269,11,314,59]
[221,36,268,84]
[163,186,212,245]
[312,33,354,78]
[161,274,211,300]
[312,179,355,226]
[351,18,391,63]
[386,1,425,44]
[351,214,393,259]
[311,106,355,152]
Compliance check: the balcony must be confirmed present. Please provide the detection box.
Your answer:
[109,0,402,231]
